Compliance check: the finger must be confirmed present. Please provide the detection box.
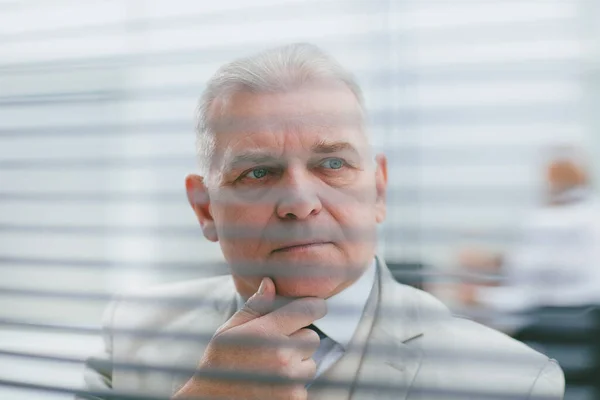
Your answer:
[289,359,318,383]
[252,297,327,336]
[288,328,320,360]
[218,277,276,333]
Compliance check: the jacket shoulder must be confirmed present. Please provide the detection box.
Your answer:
[130,274,235,299]
[107,274,236,331]
[391,280,548,362]
[413,310,563,398]
[383,280,563,397]
[439,316,550,362]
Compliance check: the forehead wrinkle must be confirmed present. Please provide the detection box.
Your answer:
[211,110,362,138]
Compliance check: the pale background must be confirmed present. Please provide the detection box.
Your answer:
[0,0,599,398]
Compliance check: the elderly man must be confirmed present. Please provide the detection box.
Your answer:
[80,43,564,400]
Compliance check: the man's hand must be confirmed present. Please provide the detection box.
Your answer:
[172,277,327,400]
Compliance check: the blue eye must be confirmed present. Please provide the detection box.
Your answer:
[321,158,344,169]
[246,167,269,179]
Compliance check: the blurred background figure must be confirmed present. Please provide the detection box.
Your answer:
[456,145,600,319]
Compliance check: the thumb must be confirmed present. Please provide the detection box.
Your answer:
[219,277,276,332]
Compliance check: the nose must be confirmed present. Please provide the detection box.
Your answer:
[275,174,322,220]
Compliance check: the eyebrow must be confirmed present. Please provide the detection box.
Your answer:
[311,140,360,156]
[225,152,282,171]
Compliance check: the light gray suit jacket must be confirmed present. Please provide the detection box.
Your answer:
[79,259,564,399]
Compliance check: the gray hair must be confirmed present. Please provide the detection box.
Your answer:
[194,42,366,177]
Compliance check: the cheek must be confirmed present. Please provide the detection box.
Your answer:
[333,203,378,240]
[322,183,378,220]
[212,189,274,225]
[215,204,271,235]
[211,200,275,257]
[321,186,378,246]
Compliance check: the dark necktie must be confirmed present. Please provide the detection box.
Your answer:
[305,324,326,389]
[306,324,327,340]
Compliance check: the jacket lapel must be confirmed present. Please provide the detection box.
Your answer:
[349,258,427,400]
[350,325,423,400]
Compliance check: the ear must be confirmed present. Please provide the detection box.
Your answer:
[374,154,388,223]
[185,174,218,242]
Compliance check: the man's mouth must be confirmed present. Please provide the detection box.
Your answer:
[272,241,333,253]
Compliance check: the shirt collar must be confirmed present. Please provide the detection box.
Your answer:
[315,260,376,349]
[235,260,376,350]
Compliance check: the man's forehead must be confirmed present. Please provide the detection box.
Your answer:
[210,111,363,141]
[210,83,363,134]
[208,86,368,172]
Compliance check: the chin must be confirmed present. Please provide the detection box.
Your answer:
[272,276,341,299]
